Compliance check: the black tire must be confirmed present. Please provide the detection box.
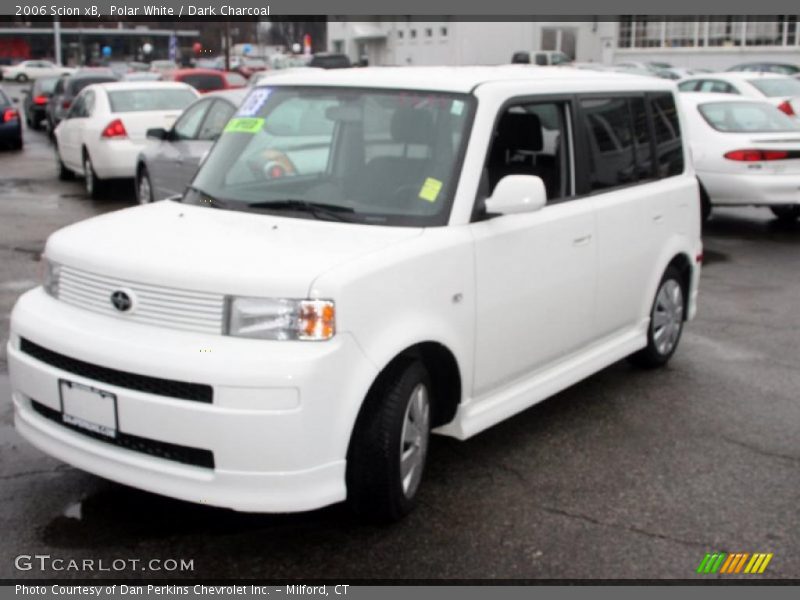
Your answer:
[699,186,711,224]
[55,146,74,180]
[12,136,22,151]
[83,150,104,199]
[770,205,800,222]
[15,73,28,83]
[136,166,154,204]
[346,358,432,523]
[628,265,686,369]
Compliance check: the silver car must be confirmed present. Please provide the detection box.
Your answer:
[135,89,247,203]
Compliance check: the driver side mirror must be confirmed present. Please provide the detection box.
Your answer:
[146,127,169,141]
[484,175,547,216]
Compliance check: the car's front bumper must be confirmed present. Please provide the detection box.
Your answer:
[9,288,378,512]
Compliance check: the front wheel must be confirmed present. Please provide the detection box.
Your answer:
[15,73,28,83]
[770,205,800,222]
[346,359,432,523]
[628,266,686,369]
[136,166,154,204]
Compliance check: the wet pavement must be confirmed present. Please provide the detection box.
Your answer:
[0,80,798,580]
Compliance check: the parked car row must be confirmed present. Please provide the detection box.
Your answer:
[53,82,200,197]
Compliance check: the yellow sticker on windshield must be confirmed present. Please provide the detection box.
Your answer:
[419,177,443,203]
[224,117,264,134]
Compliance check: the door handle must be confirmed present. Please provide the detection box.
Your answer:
[572,234,592,247]
[653,214,664,223]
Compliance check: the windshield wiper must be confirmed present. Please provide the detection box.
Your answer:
[183,185,229,209]
[246,199,355,222]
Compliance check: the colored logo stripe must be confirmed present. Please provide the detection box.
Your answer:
[697,552,773,574]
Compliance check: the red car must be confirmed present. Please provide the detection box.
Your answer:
[169,68,247,93]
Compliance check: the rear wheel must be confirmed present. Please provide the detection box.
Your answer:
[55,145,74,180]
[628,266,686,369]
[346,359,432,523]
[11,136,22,151]
[15,73,28,83]
[770,205,800,222]
[83,151,104,199]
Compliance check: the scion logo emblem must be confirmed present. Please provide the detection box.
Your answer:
[110,290,133,312]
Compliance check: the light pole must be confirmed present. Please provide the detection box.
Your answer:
[53,17,62,65]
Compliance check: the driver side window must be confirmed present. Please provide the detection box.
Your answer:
[173,100,211,141]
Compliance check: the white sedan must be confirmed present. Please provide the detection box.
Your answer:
[680,92,800,222]
[2,60,74,82]
[678,72,800,117]
[54,82,199,198]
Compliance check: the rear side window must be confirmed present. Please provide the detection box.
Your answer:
[197,100,236,141]
[696,80,737,94]
[650,93,684,177]
[181,74,225,91]
[580,97,637,191]
[69,77,116,96]
[678,81,698,92]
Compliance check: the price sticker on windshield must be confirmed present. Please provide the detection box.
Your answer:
[418,178,443,203]
[224,117,264,134]
[237,88,271,117]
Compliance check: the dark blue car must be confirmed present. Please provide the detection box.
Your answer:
[0,87,23,150]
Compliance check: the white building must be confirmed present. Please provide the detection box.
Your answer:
[328,17,800,70]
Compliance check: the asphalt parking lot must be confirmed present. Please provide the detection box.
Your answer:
[1,79,798,580]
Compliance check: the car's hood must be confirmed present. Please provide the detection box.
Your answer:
[45,200,424,298]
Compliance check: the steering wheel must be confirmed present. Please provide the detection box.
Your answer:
[392,183,422,205]
[246,149,298,180]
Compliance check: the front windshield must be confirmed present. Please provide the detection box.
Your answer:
[186,86,475,226]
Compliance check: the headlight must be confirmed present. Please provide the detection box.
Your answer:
[42,258,61,298]
[225,297,335,341]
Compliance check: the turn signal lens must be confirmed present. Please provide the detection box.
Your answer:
[299,300,336,341]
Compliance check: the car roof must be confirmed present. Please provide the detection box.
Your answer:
[172,68,225,77]
[683,72,790,82]
[204,88,248,102]
[255,65,677,93]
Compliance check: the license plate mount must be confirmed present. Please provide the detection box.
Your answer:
[59,380,118,439]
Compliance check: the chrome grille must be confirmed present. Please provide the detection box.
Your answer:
[58,265,224,334]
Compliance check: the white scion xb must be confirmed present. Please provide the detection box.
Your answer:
[8,67,702,522]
